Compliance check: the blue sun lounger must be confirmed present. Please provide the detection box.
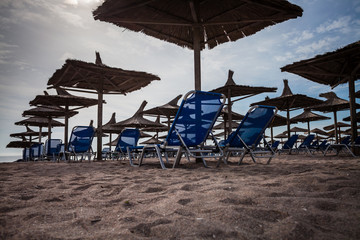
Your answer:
[218,105,278,165]
[112,128,141,161]
[67,126,95,161]
[296,134,315,155]
[324,136,356,157]
[45,139,62,161]
[278,134,299,155]
[137,90,226,169]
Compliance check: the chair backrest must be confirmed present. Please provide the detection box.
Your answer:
[68,126,95,153]
[282,135,299,149]
[318,140,327,147]
[341,136,351,145]
[165,91,225,147]
[271,140,280,149]
[225,105,277,148]
[45,139,62,156]
[115,128,140,152]
[23,148,30,161]
[30,143,44,158]
[299,134,315,147]
[354,136,360,145]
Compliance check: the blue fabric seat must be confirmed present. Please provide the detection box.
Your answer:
[45,139,62,161]
[67,126,95,161]
[278,135,298,155]
[218,105,278,165]
[137,90,226,169]
[296,134,315,155]
[113,128,141,160]
[324,136,356,157]
[30,143,44,161]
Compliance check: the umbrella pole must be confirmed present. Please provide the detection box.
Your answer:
[348,77,357,149]
[64,106,69,152]
[38,126,42,144]
[227,89,232,136]
[333,110,338,144]
[286,108,291,139]
[47,117,52,140]
[97,91,104,161]
[193,26,201,91]
[307,121,310,134]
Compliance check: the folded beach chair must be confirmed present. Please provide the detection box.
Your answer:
[102,147,111,159]
[217,105,278,165]
[67,126,95,161]
[324,135,356,157]
[296,134,315,155]
[137,90,226,169]
[45,139,62,161]
[22,147,30,161]
[278,134,299,155]
[270,140,280,152]
[30,143,44,161]
[112,128,140,161]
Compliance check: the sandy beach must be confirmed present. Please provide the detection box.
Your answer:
[0,154,359,239]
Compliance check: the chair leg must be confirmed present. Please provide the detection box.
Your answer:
[173,147,183,168]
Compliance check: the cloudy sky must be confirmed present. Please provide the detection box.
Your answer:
[0,0,359,157]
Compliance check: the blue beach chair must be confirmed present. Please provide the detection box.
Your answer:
[278,134,299,155]
[137,90,226,169]
[30,143,44,161]
[67,126,95,161]
[324,136,356,157]
[45,139,62,161]
[218,105,278,165]
[296,134,315,155]
[112,128,141,160]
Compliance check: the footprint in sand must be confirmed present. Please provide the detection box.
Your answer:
[129,219,172,237]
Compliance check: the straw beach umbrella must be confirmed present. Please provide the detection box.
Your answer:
[142,94,182,130]
[15,117,64,144]
[291,109,330,133]
[47,52,160,160]
[281,41,360,143]
[93,0,302,91]
[23,105,78,140]
[29,89,98,150]
[309,92,359,143]
[251,79,323,139]
[211,70,276,135]
[113,101,166,129]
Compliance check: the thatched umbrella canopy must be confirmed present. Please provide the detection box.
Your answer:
[113,101,165,129]
[291,109,330,133]
[140,135,163,145]
[281,41,360,144]
[251,79,323,139]
[355,90,360,98]
[10,126,48,139]
[142,94,182,130]
[310,92,359,143]
[311,128,328,136]
[267,114,288,143]
[29,89,98,149]
[47,52,160,160]
[211,70,276,135]
[93,0,302,91]
[6,141,32,149]
[289,126,308,134]
[343,112,360,122]
[15,117,64,143]
[213,121,239,130]
[22,105,78,140]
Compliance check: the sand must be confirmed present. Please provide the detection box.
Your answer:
[0,154,359,239]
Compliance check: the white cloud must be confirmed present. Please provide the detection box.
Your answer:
[316,16,351,33]
[289,30,314,45]
[295,37,339,55]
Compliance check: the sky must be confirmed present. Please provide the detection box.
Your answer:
[0,0,359,157]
